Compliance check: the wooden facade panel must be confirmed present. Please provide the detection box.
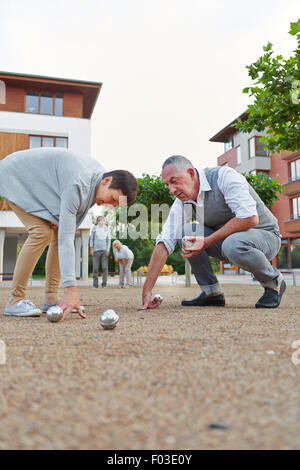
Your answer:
[0,85,25,113]
[0,85,84,118]
[63,92,83,118]
[0,132,29,160]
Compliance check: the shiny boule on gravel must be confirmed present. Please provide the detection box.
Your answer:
[100,309,119,330]
[46,305,63,323]
[153,294,163,304]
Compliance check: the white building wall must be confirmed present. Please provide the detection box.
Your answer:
[0,111,91,155]
[3,237,17,280]
[0,112,94,282]
[233,129,270,174]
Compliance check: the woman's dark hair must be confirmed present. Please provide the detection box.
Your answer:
[103,170,138,204]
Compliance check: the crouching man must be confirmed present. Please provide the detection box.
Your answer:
[142,155,285,310]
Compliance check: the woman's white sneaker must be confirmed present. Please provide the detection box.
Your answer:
[4,300,42,317]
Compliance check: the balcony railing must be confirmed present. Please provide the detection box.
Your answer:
[283,178,300,196]
[285,176,300,184]
[284,217,300,233]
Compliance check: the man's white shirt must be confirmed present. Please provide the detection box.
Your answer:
[156,166,258,255]
[90,225,111,252]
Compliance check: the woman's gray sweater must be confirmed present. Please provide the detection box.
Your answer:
[0,147,105,287]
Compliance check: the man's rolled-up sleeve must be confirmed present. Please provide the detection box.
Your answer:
[155,202,183,255]
[218,167,258,218]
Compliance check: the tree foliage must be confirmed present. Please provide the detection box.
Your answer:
[135,173,175,212]
[244,172,284,208]
[236,19,300,153]
[111,173,174,239]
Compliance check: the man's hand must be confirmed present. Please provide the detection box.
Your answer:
[181,236,206,258]
[141,243,168,309]
[181,216,260,259]
[58,286,86,322]
[90,248,94,257]
[142,290,161,310]
[106,251,110,257]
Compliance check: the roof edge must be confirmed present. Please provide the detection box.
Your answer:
[209,111,248,143]
[0,71,102,87]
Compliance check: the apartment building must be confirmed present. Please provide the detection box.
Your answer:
[210,112,300,270]
[0,71,102,281]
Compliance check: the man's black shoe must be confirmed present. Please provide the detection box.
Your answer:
[255,280,286,309]
[181,292,225,307]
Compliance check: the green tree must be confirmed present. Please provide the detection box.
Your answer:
[135,174,175,210]
[109,174,175,270]
[123,237,156,271]
[236,19,300,153]
[244,172,284,208]
[33,246,48,276]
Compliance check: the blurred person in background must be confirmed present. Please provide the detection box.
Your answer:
[90,216,111,288]
[113,240,134,288]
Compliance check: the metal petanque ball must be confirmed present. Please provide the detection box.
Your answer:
[46,305,63,323]
[182,236,194,249]
[153,294,163,304]
[100,309,119,330]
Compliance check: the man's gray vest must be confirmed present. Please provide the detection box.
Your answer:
[199,167,279,232]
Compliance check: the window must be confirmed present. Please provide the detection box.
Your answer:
[291,245,300,268]
[26,92,39,113]
[249,137,255,158]
[248,136,268,158]
[278,238,289,269]
[43,136,54,147]
[236,146,241,165]
[291,239,300,269]
[224,136,233,152]
[55,137,68,148]
[25,91,64,115]
[29,136,42,148]
[29,136,68,148]
[290,159,300,182]
[40,93,53,115]
[256,138,268,156]
[292,197,300,219]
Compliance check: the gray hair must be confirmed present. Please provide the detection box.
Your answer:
[162,155,194,171]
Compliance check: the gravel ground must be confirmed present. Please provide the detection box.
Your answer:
[0,283,299,450]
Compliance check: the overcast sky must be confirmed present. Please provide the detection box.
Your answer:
[1,0,299,177]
